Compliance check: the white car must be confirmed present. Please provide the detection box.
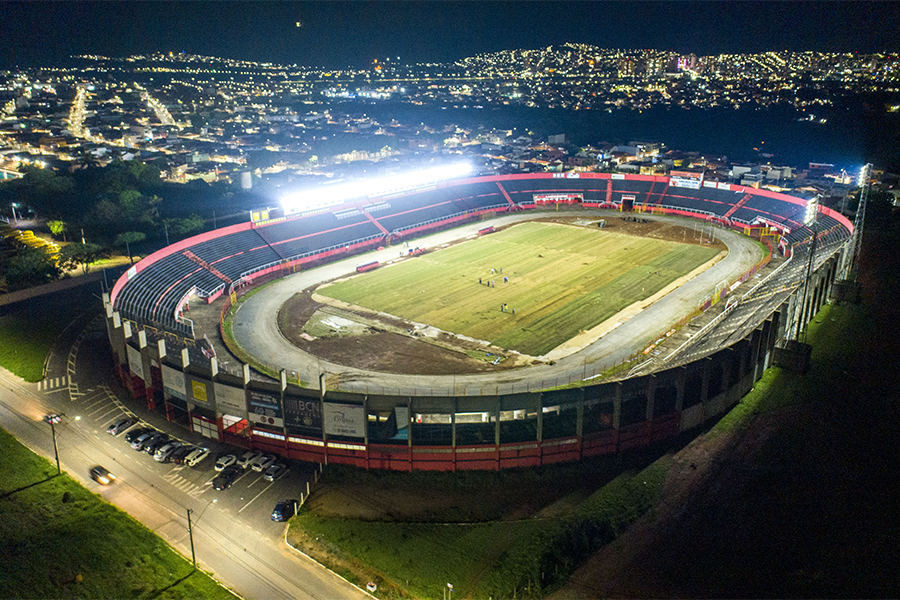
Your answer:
[250,454,277,472]
[214,454,237,471]
[236,451,262,469]
[185,447,210,467]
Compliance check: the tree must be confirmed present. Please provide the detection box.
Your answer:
[115,231,146,264]
[166,214,205,237]
[47,220,67,241]
[57,242,106,274]
[5,246,61,290]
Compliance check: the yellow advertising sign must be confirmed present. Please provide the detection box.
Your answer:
[192,380,208,402]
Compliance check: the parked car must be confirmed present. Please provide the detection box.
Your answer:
[90,465,116,485]
[185,447,210,467]
[143,433,170,454]
[170,445,195,464]
[215,454,237,471]
[271,499,298,521]
[107,416,136,436]
[124,427,153,444]
[262,463,287,482]
[130,431,156,450]
[212,464,242,490]
[250,454,277,472]
[237,451,262,469]
[154,441,182,462]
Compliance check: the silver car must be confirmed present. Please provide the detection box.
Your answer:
[154,441,183,462]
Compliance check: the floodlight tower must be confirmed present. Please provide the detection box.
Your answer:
[794,194,823,342]
[775,194,821,373]
[849,163,872,282]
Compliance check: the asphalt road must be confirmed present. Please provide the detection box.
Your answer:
[0,311,372,600]
[229,211,765,396]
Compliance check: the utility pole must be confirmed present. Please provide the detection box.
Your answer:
[186,508,197,569]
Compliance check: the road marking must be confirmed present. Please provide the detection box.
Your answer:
[37,376,70,391]
[94,406,121,421]
[162,472,207,498]
[239,481,274,513]
[87,404,116,418]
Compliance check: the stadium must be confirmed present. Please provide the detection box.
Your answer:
[105,168,855,471]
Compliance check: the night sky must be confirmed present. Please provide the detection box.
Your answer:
[2,1,900,69]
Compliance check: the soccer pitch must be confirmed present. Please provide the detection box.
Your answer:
[318,221,721,356]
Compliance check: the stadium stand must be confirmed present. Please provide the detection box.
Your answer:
[111,173,854,338]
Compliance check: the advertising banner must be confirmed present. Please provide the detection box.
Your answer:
[161,365,186,400]
[532,193,583,203]
[284,396,322,436]
[670,177,702,189]
[247,389,283,428]
[214,382,247,418]
[187,376,213,407]
[324,402,366,438]
[127,345,144,380]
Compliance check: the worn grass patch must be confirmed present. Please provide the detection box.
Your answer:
[0,428,236,599]
[320,222,719,356]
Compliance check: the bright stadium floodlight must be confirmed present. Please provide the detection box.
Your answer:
[803,194,820,227]
[280,162,472,216]
[857,164,870,188]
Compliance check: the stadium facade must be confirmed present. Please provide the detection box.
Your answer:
[105,173,853,471]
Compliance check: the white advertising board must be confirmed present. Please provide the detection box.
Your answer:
[161,365,186,400]
[127,345,144,380]
[214,382,248,417]
[670,177,702,189]
[324,402,366,438]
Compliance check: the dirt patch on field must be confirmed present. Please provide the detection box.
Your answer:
[278,290,528,375]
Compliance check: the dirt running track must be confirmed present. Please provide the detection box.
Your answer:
[229,211,763,395]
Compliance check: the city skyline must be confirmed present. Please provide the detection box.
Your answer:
[3,1,900,70]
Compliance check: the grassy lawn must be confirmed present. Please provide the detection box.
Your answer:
[0,427,236,599]
[289,455,672,599]
[0,286,100,382]
[320,222,720,356]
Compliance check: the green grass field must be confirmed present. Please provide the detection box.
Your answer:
[319,222,721,356]
[290,456,671,599]
[0,427,236,599]
[0,286,100,382]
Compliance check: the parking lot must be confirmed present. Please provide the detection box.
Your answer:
[67,382,315,525]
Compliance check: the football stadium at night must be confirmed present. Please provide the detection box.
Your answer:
[106,167,855,471]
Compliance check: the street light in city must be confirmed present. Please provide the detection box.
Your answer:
[186,508,197,569]
[44,413,63,475]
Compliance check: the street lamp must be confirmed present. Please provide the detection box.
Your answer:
[44,413,62,475]
[11,202,18,225]
[186,508,197,569]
